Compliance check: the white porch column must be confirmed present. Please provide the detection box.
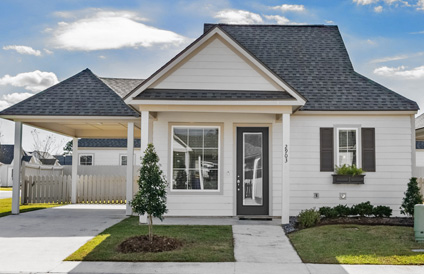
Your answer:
[126,122,135,216]
[11,121,22,215]
[281,113,291,224]
[139,111,150,223]
[71,137,78,204]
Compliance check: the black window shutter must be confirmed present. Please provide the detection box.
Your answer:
[362,128,376,172]
[320,128,334,172]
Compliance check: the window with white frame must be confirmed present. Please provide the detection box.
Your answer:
[171,126,219,191]
[337,128,358,166]
[79,154,93,165]
[120,155,127,166]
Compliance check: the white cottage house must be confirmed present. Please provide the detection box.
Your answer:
[0,24,418,222]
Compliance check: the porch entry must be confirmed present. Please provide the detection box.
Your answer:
[236,127,269,215]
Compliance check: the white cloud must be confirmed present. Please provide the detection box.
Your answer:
[43,49,53,55]
[271,4,305,12]
[325,20,335,24]
[0,92,33,110]
[370,52,424,63]
[264,15,290,24]
[99,55,106,59]
[374,5,384,12]
[0,70,59,92]
[51,10,187,51]
[214,9,263,24]
[3,45,42,56]
[374,65,424,79]
[410,30,424,34]
[418,0,424,10]
[353,0,379,5]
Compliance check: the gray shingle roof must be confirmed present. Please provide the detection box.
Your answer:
[135,89,294,100]
[416,113,424,129]
[0,69,140,117]
[0,145,14,165]
[78,138,141,148]
[202,24,418,111]
[100,78,144,98]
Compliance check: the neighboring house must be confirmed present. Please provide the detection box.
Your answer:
[0,145,14,187]
[0,24,419,221]
[55,139,142,166]
[415,113,424,166]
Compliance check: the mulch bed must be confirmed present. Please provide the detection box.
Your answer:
[117,235,183,253]
[320,216,413,226]
[283,216,414,234]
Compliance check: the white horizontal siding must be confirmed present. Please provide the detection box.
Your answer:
[77,149,142,166]
[153,37,280,91]
[290,115,413,216]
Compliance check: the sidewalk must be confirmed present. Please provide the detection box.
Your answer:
[0,210,423,274]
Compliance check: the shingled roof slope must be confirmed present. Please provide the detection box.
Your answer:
[78,138,141,148]
[0,145,14,165]
[203,24,418,111]
[100,78,144,98]
[0,69,140,117]
[416,113,424,129]
[135,89,295,100]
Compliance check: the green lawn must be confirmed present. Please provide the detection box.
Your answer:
[288,224,424,265]
[66,217,234,262]
[0,187,12,191]
[0,198,61,217]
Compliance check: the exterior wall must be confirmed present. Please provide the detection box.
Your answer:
[152,112,283,217]
[0,165,13,187]
[416,150,424,166]
[152,37,280,91]
[290,114,413,216]
[76,149,142,166]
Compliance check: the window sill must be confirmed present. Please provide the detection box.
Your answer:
[332,174,365,184]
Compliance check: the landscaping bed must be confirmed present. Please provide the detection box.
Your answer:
[66,216,235,262]
[288,224,424,265]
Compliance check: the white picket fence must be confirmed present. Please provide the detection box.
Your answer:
[22,175,72,204]
[22,174,139,205]
[77,175,126,204]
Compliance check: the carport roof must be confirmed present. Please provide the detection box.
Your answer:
[0,69,140,117]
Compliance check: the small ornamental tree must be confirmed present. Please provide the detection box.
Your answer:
[400,177,423,216]
[131,144,168,241]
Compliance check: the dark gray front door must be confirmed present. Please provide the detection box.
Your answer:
[236,127,269,215]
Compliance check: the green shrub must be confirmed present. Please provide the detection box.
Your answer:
[319,206,338,219]
[298,208,320,229]
[334,204,352,217]
[373,205,392,218]
[353,201,373,217]
[400,177,424,217]
[334,164,364,176]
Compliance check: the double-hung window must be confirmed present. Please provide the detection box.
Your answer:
[79,154,93,165]
[171,126,220,191]
[336,128,358,167]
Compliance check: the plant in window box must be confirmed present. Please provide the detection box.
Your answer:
[332,164,365,184]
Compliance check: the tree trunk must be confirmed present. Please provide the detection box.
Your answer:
[148,214,153,242]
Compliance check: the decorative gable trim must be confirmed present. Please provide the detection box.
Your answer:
[125,26,306,106]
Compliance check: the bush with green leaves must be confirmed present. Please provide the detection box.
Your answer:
[131,144,168,241]
[334,164,364,176]
[372,205,392,218]
[298,208,320,228]
[352,201,374,217]
[400,177,424,216]
[334,204,352,217]
[319,206,338,219]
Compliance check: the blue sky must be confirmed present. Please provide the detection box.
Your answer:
[0,0,423,152]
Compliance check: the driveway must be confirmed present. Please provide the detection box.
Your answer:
[0,204,126,273]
